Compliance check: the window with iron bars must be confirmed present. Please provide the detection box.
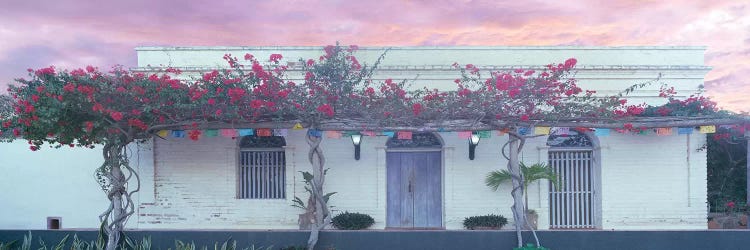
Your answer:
[238,135,286,199]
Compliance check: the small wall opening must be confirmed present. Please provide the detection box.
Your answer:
[47,217,61,230]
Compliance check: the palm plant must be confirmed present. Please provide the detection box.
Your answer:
[485,162,558,212]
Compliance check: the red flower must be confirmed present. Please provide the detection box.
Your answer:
[412,103,423,116]
[92,103,104,112]
[215,109,223,116]
[207,98,216,105]
[188,130,202,141]
[31,95,39,102]
[244,53,254,60]
[564,58,577,69]
[63,83,75,92]
[86,65,96,73]
[250,100,263,109]
[269,54,283,63]
[29,146,38,151]
[727,201,736,209]
[317,104,334,117]
[85,121,94,132]
[36,86,45,93]
[306,59,315,66]
[520,114,529,121]
[110,111,124,121]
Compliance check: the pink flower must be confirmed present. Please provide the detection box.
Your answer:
[85,121,94,132]
[244,53,253,60]
[306,59,315,66]
[269,54,283,63]
[412,103,423,116]
[317,104,334,117]
[110,111,124,121]
[727,201,736,209]
[251,100,263,109]
[63,83,76,92]
[207,98,216,105]
[564,58,578,69]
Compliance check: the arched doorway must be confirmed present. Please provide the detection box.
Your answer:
[385,132,443,229]
[547,129,600,229]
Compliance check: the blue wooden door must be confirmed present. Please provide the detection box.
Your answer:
[386,151,442,228]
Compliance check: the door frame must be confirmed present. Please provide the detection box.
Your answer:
[385,147,445,229]
[546,131,602,229]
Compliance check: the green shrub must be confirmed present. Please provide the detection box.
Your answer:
[463,214,508,229]
[331,212,375,230]
[279,246,306,250]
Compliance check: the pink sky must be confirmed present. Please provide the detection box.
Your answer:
[0,0,747,112]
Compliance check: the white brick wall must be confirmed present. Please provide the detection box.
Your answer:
[137,131,707,230]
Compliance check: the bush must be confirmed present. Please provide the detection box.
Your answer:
[463,214,508,229]
[331,212,375,230]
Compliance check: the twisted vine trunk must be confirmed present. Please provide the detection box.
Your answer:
[507,136,527,247]
[98,143,140,250]
[305,132,331,250]
[507,134,541,248]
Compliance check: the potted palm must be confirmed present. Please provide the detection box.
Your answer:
[485,162,558,229]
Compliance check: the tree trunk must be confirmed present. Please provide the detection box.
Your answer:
[507,136,527,247]
[305,131,331,250]
[98,142,140,250]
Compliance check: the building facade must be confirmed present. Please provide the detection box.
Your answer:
[0,46,710,230]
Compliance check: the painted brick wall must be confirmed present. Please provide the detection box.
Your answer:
[138,130,707,230]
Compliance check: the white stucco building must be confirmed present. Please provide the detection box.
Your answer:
[0,46,710,230]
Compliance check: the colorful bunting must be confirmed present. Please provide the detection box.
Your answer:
[477,130,491,138]
[326,131,342,139]
[457,131,472,139]
[308,129,323,137]
[362,131,376,136]
[220,129,238,138]
[238,129,255,136]
[517,127,530,136]
[655,127,673,136]
[594,128,610,136]
[397,131,412,140]
[292,123,304,130]
[553,127,570,135]
[273,129,288,137]
[204,129,219,137]
[534,126,551,135]
[257,128,272,137]
[677,127,694,135]
[157,130,169,138]
[171,130,186,138]
[699,125,716,134]
[382,131,395,137]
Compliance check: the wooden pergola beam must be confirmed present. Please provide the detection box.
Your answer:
[147,117,748,133]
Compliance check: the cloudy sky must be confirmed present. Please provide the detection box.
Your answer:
[0,0,747,112]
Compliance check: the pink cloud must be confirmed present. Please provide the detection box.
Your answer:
[0,0,747,112]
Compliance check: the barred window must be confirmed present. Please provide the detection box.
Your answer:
[238,135,286,199]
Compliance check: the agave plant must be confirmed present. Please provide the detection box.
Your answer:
[485,162,558,212]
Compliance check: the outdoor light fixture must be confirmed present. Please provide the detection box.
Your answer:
[351,134,362,160]
[469,134,480,160]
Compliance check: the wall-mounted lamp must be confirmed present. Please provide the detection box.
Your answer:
[351,134,362,160]
[469,134,480,160]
